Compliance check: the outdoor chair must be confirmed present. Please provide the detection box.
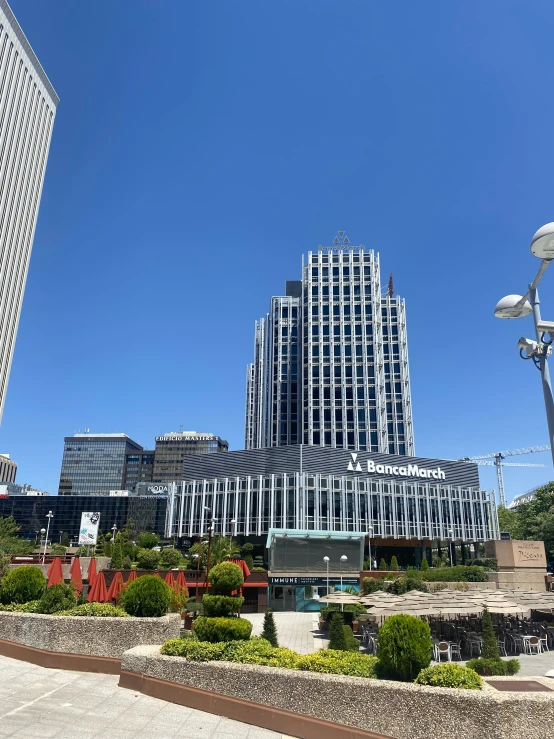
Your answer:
[497,637,507,657]
[526,636,542,655]
[449,642,462,661]
[508,633,524,655]
[467,637,482,658]
[539,629,549,653]
[435,642,451,662]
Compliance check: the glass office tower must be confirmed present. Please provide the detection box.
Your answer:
[245,233,414,454]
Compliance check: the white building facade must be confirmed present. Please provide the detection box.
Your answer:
[245,233,414,455]
[0,0,58,422]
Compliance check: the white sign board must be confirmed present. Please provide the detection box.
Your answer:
[78,512,101,546]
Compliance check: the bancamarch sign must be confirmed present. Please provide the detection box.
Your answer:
[347,453,446,481]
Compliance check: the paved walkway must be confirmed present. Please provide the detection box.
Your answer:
[244,612,328,653]
[0,655,296,739]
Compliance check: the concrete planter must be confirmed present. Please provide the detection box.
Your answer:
[120,646,554,739]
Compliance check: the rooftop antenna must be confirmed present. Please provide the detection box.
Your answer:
[179,424,183,433]
[388,273,394,298]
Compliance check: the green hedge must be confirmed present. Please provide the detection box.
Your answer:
[0,600,41,612]
[193,616,252,642]
[466,658,520,676]
[471,558,498,571]
[160,636,378,677]
[56,603,130,617]
[362,577,385,595]
[0,566,46,604]
[421,566,488,583]
[121,575,172,617]
[378,614,433,681]
[209,562,244,595]
[415,664,482,690]
[202,595,244,617]
[35,584,77,614]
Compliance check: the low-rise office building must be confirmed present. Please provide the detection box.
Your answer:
[166,444,498,566]
[0,454,17,483]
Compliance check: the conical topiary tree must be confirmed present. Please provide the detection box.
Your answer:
[379,558,388,571]
[261,609,279,647]
[421,556,429,571]
[328,612,347,651]
[110,532,123,570]
[390,555,399,571]
[481,607,500,659]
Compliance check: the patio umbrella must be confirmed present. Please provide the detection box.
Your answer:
[87,571,108,602]
[106,571,125,602]
[230,559,251,579]
[319,592,361,604]
[175,570,187,590]
[46,557,64,587]
[165,571,175,588]
[125,570,137,583]
[87,558,97,588]
[69,557,83,595]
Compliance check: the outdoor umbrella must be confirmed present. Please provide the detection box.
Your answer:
[87,571,108,603]
[87,558,97,588]
[175,571,187,590]
[164,571,175,588]
[106,571,125,602]
[319,592,361,604]
[125,570,137,584]
[230,559,251,579]
[69,557,83,595]
[46,557,64,587]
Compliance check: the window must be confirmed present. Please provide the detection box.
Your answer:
[312,267,318,278]
[312,325,318,337]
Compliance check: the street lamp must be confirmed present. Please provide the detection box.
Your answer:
[42,511,53,563]
[339,555,348,611]
[59,531,63,544]
[367,526,374,571]
[111,524,117,541]
[448,528,454,566]
[229,519,236,547]
[494,222,554,475]
[323,556,330,595]
[39,528,45,549]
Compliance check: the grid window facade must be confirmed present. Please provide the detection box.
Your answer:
[0,2,58,423]
[152,434,228,484]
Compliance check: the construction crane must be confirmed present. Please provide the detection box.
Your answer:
[459,446,550,508]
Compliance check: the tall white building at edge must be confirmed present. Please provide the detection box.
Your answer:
[245,232,414,455]
[0,0,58,422]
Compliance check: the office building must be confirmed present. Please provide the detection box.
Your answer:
[245,232,414,454]
[122,450,155,492]
[0,453,17,482]
[0,482,47,496]
[165,445,498,565]
[152,431,228,484]
[0,1,59,423]
[58,434,144,496]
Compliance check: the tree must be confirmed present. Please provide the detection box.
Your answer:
[208,536,241,567]
[136,548,161,569]
[421,557,429,571]
[138,532,160,550]
[159,548,182,568]
[110,532,124,569]
[0,516,19,539]
[261,609,278,647]
[497,506,523,540]
[209,562,244,595]
[328,612,347,650]
[61,532,70,548]
[377,614,433,681]
[481,607,500,660]
[379,558,388,571]
[0,553,10,582]
[390,555,399,571]
[240,542,254,570]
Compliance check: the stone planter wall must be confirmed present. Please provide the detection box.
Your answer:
[121,646,554,739]
[0,612,180,658]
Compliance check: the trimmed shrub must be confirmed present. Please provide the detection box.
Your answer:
[0,600,41,612]
[362,577,384,595]
[136,548,161,570]
[193,615,252,642]
[320,603,365,620]
[390,556,399,571]
[138,532,160,550]
[208,562,244,595]
[297,650,379,678]
[56,603,130,617]
[481,607,500,659]
[110,533,124,570]
[377,614,433,681]
[61,532,70,547]
[421,565,487,583]
[121,574,172,617]
[50,544,66,555]
[159,548,182,568]
[379,558,388,571]
[343,624,360,652]
[261,609,278,647]
[415,663,482,689]
[36,584,77,614]
[328,612,347,650]
[466,658,520,676]
[0,566,46,604]
[122,556,132,570]
[202,594,244,617]
[169,584,189,614]
[390,576,427,595]
[472,558,498,571]
[240,542,254,570]
[162,638,226,661]
[421,557,429,571]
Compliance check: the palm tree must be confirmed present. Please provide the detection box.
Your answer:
[208,536,241,566]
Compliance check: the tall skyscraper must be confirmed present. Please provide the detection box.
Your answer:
[245,232,414,454]
[0,1,58,423]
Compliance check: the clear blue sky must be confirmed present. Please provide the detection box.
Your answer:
[2,0,554,502]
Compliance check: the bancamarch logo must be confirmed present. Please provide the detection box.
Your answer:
[347,453,446,481]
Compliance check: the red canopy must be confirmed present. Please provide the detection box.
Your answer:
[69,557,83,595]
[46,557,64,587]
[164,571,175,588]
[230,559,251,579]
[87,571,108,603]
[125,570,137,583]
[106,571,124,602]
[175,571,187,590]
[87,558,97,588]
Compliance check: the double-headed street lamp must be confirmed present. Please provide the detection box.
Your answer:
[494,223,554,469]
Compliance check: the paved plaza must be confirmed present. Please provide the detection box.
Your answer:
[0,655,296,739]
[244,612,328,653]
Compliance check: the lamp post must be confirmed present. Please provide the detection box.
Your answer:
[42,511,53,563]
[448,528,454,566]
[367,526,373,571]
[59,531,63,544]
[323,556,330,595]
[111,524,117,541]
[340,555,348,610]
[494,223,554,476]
[39,528,45,550]
[229,519,236,547]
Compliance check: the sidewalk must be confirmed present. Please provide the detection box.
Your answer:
[244,612,328,653]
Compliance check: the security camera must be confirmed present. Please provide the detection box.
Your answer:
[518,337,538,357]
[536,320,554,335]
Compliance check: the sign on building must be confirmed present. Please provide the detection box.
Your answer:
[78,512,101,546]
